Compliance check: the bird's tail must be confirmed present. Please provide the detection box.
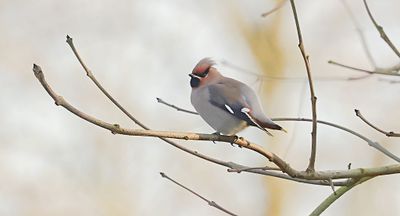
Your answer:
[241,109,287,135]
[262,121,287,133]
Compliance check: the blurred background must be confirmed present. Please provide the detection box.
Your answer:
[1,0,400,215]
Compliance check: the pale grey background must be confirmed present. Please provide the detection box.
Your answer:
[1,0,399,215]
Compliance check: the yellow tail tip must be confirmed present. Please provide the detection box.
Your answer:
[281,128,288,133]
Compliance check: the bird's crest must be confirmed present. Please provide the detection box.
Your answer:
[193,58,216,75]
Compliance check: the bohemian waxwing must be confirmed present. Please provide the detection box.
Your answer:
[189,58,286,136]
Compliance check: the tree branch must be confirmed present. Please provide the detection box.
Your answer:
[226,163,349,186]
[156,98,400,163]
[160,172,238,216]
[363,0,400,58]
[221,59,364,82]
[341,0,377,68]
[33,63,400,181]
[273,118,400,162]
[32,63,291,171]
[310,176,373,215]
[157,97,199,115]
[261,0,287,18]
[355,109,400,137]
[328,60,400,77]
[32,60,343,186]
[227,166,281,173]
[289,0,318,172]
[329,1,400,79]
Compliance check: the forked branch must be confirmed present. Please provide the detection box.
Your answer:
[156,98,400,163]
[33,63,400,181]
[33,32,400,215]
[363,0,400,58]
[62,36,355,186]
[311,176,373,215]
[329,1,400,77]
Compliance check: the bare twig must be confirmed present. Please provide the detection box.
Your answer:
[378,77,400,84]
[310,177,373,216]
[328,60,400,77]
[340,0,375,81]
[261,0,287,17]
[341,0,377,68]
[160,172,237,216]
[227,166,281,173]
[156,98,400,163]
[221,59,355,82]
[355,109,400,137]
[157,98,199,115]
[273,118,400,162]
[289,0,318,172]
[225,162,348,186]
[66,35,151,130]
[330,1,400,79]
[363,0,400,58]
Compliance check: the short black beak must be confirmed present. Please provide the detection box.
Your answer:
[189,73,201,79]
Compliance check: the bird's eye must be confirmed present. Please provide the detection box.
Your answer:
[190,76,201,88]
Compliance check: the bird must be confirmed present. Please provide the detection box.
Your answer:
[189,58,286,136]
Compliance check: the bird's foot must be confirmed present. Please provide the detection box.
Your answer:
[211,132,221,144]
[229,135,240,147]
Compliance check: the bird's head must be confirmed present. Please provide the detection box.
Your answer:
[189,58,219,88]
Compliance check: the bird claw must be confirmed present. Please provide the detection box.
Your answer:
[229,135,240,147]
[211,132,241,148]
[212,132,221,144]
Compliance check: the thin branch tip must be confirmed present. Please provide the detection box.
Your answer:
[356,109,400,137]
[157,97,199,115]
[32,63,41,71]
[363,0,400,58]
[330,60,400,77]
[66,35,72,43]
[32,64,43,79]
[159,171,238,215]
[261,0,287,18]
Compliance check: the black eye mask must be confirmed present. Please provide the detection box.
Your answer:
[190,76,201,88]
